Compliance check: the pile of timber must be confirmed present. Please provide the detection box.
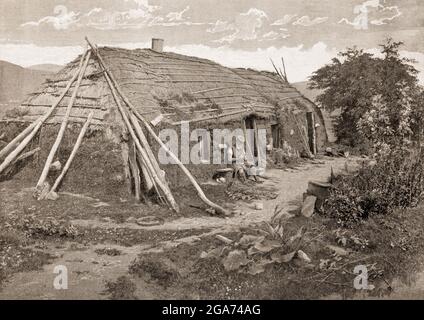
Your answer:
[0,37,229,216]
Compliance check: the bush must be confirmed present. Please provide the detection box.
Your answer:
[324,148,424,226]
[103,276,137,300]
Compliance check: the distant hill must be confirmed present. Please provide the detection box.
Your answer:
[28,63,63,73]
[0,60,53,116]
[292,81,322,104]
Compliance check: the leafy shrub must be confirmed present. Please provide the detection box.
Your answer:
[129,257,179,288]
[324,148,424,226]
[103,276,137,300]
[19,215,79,239]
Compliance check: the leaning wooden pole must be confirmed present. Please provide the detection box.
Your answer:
[46,111,94,198]
[130,113,165,182]
[0,118,41,160]
[85,37,229,216]
[0,51,89,175]
[36,50,92,190]
[281,57,288,83]
[93,50,179,212]
[0,49,88,161]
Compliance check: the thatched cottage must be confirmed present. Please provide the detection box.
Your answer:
[0,39,327,203]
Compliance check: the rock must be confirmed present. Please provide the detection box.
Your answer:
[92,202,110,208]
[254,203,264,210]
[45,191,58,201]
[151,114,164,126]
[296,250,312,263]
[326,245,349,256]
[216,235,233,244]
[126,217,137,223]
[49,161,62,172]
[217,177,226,183]
[301,195,317,217]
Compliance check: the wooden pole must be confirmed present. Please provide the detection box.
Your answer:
[93,49,179,212]
[281,57,288,83]
[270,58,286,82]
[36,50,92,190]
[46,111,94,197]
[0,51,90,175]
[0,118,41,160]
[130,113,165,182]
[128,140,141,201]
[0,147,40,179]
[0,49,88,161]
[85,37,229,216]
[291,112,313,158]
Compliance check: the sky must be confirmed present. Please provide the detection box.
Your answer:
[0,0,423,83]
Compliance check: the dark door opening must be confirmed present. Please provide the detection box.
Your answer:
[271,124,281,149]
[244,116,258,158]
[306,112,317,155]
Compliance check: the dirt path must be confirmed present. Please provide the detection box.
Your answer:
[73,157,355,232]
[0,156,357,300]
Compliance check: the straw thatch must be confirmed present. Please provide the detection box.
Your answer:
[7,47,325,134]
[0,45,328,202]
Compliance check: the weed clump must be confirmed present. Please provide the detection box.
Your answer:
[324,148,424,226]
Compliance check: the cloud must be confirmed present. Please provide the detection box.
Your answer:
[166,6,190,22]
[370,5,402,25]
[206,20,232,33]
[208,8,268,43]
[260,29,290,41]
[339,0,402,29]
[21,5,80,30]
[293,16,328,27]
[272,14,298,26]
[20,1,199,31]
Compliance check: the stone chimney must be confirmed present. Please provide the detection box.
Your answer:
[151,38,164,53]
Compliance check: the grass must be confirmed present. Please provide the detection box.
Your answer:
[1,156,424,299]
[116,202,424,300]
[103,276,138,300]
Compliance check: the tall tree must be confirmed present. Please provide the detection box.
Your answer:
[309,38,421,149]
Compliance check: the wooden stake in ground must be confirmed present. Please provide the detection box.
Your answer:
[85,37,229,216]
[45,111,94,199]
[130,113,165,184]
[128,140,142,201]
[36,50,92,191]
[0,50,89,175]
[91,47,179,212]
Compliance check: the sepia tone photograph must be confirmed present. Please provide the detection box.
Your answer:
[0,0,423,304]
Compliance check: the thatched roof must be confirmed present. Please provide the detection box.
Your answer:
[12,46,320,127]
